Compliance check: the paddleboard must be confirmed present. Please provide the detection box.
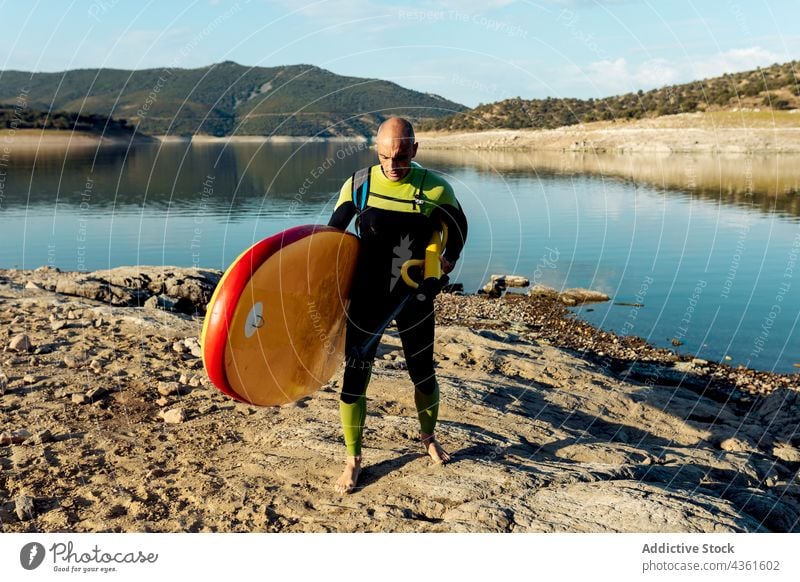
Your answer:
[201,225,359,406]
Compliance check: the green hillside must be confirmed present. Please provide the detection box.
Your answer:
[0,61,465,137]
[419,60,799,132]
[1,105,135,136]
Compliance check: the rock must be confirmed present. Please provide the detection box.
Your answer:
[528,284,559,299]
[94,318,104,328]
[22,374,36,384]
[14,495,36,521]
[50,319,67,331]
[197,403,217,415]
[67,310,79,320]
[441,282,464,295]
[85,386,109,400]
[25,281,42,290]
[772,442,800,464]
[63,353,88,368]
[671,338,683,346]
[491,274,530,288]
[179,373,189,385]
[0,368,8,394]
[89,359,103,373]
[71,393,88,405]
[479,278,506,298]
[157,382,180,397]
[160,408,186,423]
[719,437,755,453]
[184,338,202,358]
[559,288,610,305]
[8,333,33,352]
[156,397,170,407]
[172,341,188,354]
[188,375,202,387]
[0,429,31,445]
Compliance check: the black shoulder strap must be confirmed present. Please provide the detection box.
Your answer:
[351,167,371,212]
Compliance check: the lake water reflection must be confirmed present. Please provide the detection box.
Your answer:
[1,141,798,373]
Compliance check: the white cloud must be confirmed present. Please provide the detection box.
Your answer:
[572,46,788,96]
[688,47,788,79]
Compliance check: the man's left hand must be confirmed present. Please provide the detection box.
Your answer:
[440,256,456,275]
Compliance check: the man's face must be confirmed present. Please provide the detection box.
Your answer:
[377,137,418,181]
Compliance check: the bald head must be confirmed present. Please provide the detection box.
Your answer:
[376,117,418,181]
[377,117,415,144]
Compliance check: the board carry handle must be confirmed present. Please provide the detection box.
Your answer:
[400,222,449,289]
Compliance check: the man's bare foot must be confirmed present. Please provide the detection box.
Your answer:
[420,433,451,464]
[335,455,362,494]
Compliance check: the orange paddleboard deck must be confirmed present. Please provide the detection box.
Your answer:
[201,225,359,406]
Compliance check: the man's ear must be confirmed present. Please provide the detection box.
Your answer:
[412,142,419,158]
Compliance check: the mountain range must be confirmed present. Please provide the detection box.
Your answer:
[0,61,465,137]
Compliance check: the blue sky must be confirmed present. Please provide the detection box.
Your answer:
[1,0,797,106]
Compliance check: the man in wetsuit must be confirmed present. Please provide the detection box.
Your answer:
[328,117,468,493]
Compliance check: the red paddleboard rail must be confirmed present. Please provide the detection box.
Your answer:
[202,224,340,401]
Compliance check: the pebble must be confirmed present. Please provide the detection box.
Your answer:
[63,353,88,368]
[25,281,42,290]
[157,381,181,397]
[9,333,33,352]
[197,403,217,415]
[719,437,753,452]
[90,359,103,373]
[188,375,202,387]
[184,338,202,358]
[15,495,36,521]
[160,407,187,423]
[23,374,36,384]
[156,397,170,407]
[85,386,109,400]
[0,429,31,445]
[71,393,88,405]
[172,341,189,354]
[0,369,8,394]
[179,373,189,385]
[51,320,68,331]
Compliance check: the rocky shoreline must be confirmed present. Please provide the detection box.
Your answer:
[1,266,799,532]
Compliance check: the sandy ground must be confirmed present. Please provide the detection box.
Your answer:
[1,267,799,532]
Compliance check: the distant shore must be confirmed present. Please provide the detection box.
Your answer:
[417,111,800,154]
[4,110,798,153]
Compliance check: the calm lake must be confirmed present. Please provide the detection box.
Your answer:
[1,140,798,374]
